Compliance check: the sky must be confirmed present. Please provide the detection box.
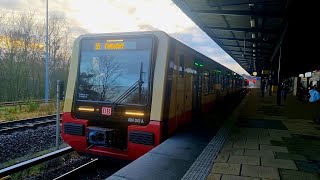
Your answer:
[0,0,249,75]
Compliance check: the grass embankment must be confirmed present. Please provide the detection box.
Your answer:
[0,101,63,121]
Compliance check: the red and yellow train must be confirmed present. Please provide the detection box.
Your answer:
[62,31,244,160]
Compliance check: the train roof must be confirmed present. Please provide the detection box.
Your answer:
[75,30,242,77]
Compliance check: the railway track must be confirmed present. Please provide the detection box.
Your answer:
[0,114,62,133]
[53,158,99,180]
[1,147,125,180]
[0,147,73,178]
[53,158,127,180]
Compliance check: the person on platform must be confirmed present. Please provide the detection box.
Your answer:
[281,80,289,102]
[309,85,320,103]
[261,80,266,97]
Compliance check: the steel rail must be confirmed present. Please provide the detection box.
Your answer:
[0,146,73,177]
[0,114,62,133]
[53,158,99,180]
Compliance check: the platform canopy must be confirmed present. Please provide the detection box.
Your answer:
[173,0,319,77]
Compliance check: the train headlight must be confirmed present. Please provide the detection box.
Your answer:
[125,111,144,116]
[78,106,95,112]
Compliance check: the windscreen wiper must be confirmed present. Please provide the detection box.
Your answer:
[112,80,144,105]
[112,62,145,105]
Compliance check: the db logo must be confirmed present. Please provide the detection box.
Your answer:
[102,107,112,116]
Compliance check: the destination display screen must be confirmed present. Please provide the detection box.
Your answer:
[95,40,137,50]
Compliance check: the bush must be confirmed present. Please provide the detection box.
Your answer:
[39,103,56,114]
[28,101,40,112]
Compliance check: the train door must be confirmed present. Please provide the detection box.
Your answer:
[176,55,185,128]
[164,40,177,137]
[192,64,202,114]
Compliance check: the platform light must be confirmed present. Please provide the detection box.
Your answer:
[305,72,312,77]
[252,33,256,39]
[253,43,256,48]
[250,17,256,28]
[253,49,256,53]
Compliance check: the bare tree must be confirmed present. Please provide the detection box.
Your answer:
[47,14,73,98]
[0,10,73,102]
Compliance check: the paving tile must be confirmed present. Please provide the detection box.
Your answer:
[241,165,280,179]
[274,152,308,161]
[259,136,283,142]
[211,163,241,175]
[279,169,320,180]
[270,137,284,142]
[223,142,234,149]
[221,175,259,180]
[228,136,247,142]
[246,139,259,144]
[233,139,247,144]
[246,137,259,142]
[244,149,274,158]
[258,139,272,145]
[260,145,288,152]
[261,157,297,170]
[228,155,260,165]
[215,155,229,163]
[268,129,289,134]
[220,148,244,156]
[270,140,287,146]
[207,173,222,180]
[269,132,292,138]
[233,143,259,150]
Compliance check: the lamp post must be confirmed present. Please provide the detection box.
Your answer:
[45,0,49,103]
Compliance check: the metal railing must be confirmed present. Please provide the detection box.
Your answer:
[0,99,56,107]
[0,147,73,178]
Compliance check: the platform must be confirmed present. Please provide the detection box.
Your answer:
[201,89,320,180]
[107,89,320,180]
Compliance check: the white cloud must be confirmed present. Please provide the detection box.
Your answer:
[0,0,22,9]
[0,0,249,75]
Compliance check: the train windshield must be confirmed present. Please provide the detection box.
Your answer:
[77,37,153,105]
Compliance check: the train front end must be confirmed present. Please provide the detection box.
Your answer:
[62,33,161,160]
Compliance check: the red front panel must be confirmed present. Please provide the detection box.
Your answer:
[62,112,162,160]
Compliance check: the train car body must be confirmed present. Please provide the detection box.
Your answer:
[62,31,244,160]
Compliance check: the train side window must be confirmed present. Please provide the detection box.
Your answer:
[227,75,230,88]
[216,73,220,84]
[203,71,209,95]
[221,75,224,91]
[211,73,215,94]
[179,55,185,78]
